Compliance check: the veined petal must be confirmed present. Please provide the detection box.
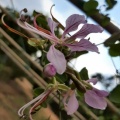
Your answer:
[17,19,58,43]
[85,90,107,110]
[62,14,86,38]
[47,45,66,74]
[93,88,109,97]
[66,39,99,53]
[67,91,79,115]
[87,78,98,85]
[47,18,59,35]
[69,24,103,40]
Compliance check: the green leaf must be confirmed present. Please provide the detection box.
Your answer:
[33,87,44,97]
[83,0,98,15]
[32,10,49,29]
[56,73,68,83]
[109,43,120,57]
[79,67,89,80]
[41,102,47,108]
[109,85,120,103]
[105,0,117,10]
[101,15,110,26]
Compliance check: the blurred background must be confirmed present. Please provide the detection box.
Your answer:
[0,0,120,120]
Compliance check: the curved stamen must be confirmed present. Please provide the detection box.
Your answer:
[34,14,51,35]
[1,14,29,39]
[18,91,46,117]
[17,19,58,43]
[29,89,53,120]
[50,4,65,30]
[18,88,53,119]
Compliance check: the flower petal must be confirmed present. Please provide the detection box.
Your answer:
[87,78,98,85]
[47,18,59,35]
[69,24,103,40]
[85,90,107,110]
[47,45,66,74]
[66,39,99,53]
[62,14,86,38]
[93,88,109,97]
[67,91,79,115]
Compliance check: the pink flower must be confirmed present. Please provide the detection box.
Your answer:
[63,78,109,115]
[17,12,103,74]
[43,63,57,77]
[63,90,79,115]
[84,78,109,110]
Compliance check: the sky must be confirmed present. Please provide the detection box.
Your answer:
[0,0,119,79]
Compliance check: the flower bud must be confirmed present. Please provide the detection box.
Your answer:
[43,63,56,77]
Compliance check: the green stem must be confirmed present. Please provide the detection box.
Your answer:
[66,71,86,93]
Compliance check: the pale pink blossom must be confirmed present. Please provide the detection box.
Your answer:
[84,78,109,109]
[17,12,103,74]
[63,90,79,115]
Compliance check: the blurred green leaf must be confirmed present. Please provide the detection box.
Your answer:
[105,0,117,10]
[101,15,110,26]
[83,0,98,15]
[79,67,89,80]
[41,102,47,108]
[109,85,120,103]
[33,10,49,30]
[109,43,120,57]
[56,73,68,83]
[33,87,44,97]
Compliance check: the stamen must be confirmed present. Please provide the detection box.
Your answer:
[34,14,51,35]
[50,4,65,30]
[18,88,53,120]
[1,14,29,39]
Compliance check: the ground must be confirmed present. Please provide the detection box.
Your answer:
[0,78,58,120]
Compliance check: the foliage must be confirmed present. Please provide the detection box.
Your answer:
[109,85,120,103]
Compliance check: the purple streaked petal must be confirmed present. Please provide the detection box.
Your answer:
[67,91,79,115]
[47,18,59,35]
[17,19,58,43]
[69,24,103,40]
[66,39,99,53]
[85,90,107,110]
[93,88,109,97]
[47,45,66,74]
[87,78,98,85]
[62,14,86,38]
